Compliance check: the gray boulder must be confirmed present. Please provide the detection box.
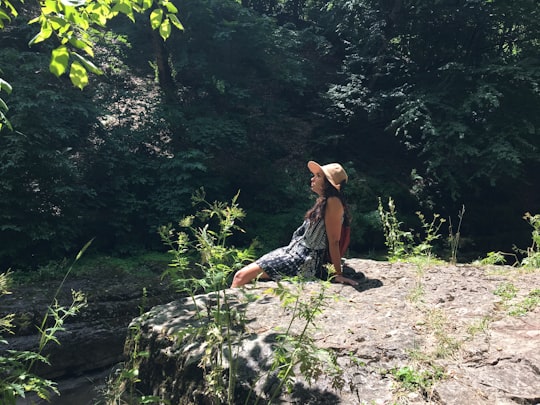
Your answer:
[121,259,540,404]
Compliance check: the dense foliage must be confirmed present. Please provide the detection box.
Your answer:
[1,0,539,268]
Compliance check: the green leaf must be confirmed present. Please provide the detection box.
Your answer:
[167,13,183,30]
[0,78,13,94]
[163,1,178,13]
[112,1,134,22]
[0,9,12,27]
[60,0,87,6]
[69,61,88,90]
[68,37,94,57]
[72,52,102,75]
[0,98,8,112]
[159,17,171,40]
[49,46,70,77]
[49,16,70,32]
[0,110,12,130]
[69,9,90,30]
[42,0,60,14]
[86,2,111,26]
[2,0,18,16]
[28,24,53,46]
[149,8,163,30]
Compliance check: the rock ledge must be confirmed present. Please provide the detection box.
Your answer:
[125,259,540,404]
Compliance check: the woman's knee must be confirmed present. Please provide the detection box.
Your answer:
[231,264,262,287]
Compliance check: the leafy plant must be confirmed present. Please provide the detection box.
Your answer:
[0,0,182,98]
[476,212,540,269]
[0,243,90,404]
[413,211,446,259]
[159,188,255,304]
[448,205,465,264]
[260,278,343,403]
[159,189,256,403]
[407,281,425,303]
[493,282,518,301]
[104,298,166,405]
[493,282,540,317]
[377,197,413,260]
[389,365,444,394]
[508,289,540,317]
[377,197,445,262]
[425,309,461,359]
[466,316,491,337]
[110,191,346,404]
[477,251,509,266]
[517,212,540,269]
[475,249,521,267]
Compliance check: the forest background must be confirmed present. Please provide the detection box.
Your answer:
[1,0,539,270]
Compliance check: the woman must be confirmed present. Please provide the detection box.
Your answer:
[231,161,359,287]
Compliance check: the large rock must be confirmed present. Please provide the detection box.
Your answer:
[0,271,176,380]
[123,259,540,404]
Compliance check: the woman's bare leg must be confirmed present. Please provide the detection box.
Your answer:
[231,263,269,287]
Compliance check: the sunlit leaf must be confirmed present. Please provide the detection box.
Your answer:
[163,1,178,13]
[72,52,102,75]
[112,1,134,21]
[60,0,87,6]
[70,10,89,30]
[0,10,12,27]
[49,16,70,33]
[69,61,88,90]
[159,17,171,40]
[0,78,13,94]
[50,45,70,77]
[68,37,94,57]
[0,98,8,112]
[87,2,111,26]
[42,0,60,14]
[75,238,94,260]
[167,13,183,30]
[28,24,53,45]
[150,8,163,29]
[0,110,13,131]
[2,0,18,16]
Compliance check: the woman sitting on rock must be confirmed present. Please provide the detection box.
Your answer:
[231,161,358,287]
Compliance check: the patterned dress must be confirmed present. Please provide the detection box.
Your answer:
[255,218,328,280]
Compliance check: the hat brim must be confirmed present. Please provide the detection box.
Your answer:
[307,160,342,190]
[307,160,323,175]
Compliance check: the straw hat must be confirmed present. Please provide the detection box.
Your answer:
[307,161,348,190]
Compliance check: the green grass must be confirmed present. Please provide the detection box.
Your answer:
[11,251,171,285]
[388,365,445,393]
[508,289,540,316]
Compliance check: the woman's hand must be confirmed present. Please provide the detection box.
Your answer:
[334,274,359,286]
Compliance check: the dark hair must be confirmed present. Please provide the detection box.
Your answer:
[305,178,350,225]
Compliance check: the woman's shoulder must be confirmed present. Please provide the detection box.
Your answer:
[326,195,343,206]
[325,196,344,212]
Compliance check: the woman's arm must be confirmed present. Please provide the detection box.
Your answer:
[324,197,358,286]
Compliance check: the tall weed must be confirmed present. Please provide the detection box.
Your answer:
[518,212,540,268]
[260,278,343,403]
[448,205,465,264]
[478,212,540,269]
[0,242,90,404]
[377,197,445,262]
[111,190,345,404]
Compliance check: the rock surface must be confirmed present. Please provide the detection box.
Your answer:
[125,259,540,404]
[0,270,176,380]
